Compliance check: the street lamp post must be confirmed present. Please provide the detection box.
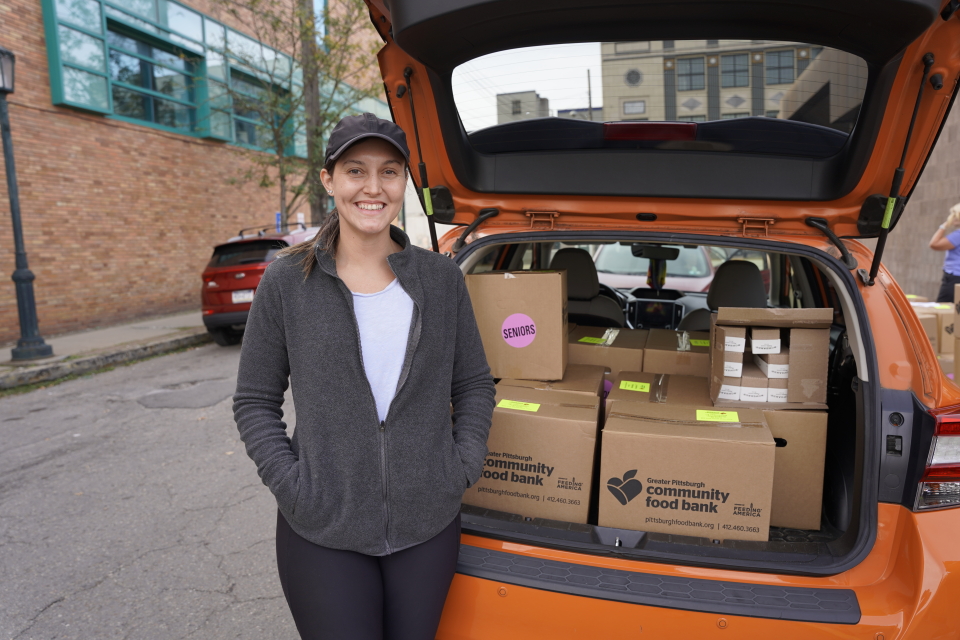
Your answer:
[0,46,53,360]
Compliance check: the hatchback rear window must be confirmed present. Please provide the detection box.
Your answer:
[452,40,868,158]
[208,240,288,267]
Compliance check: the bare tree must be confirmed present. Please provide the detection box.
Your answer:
[206,0,383,227]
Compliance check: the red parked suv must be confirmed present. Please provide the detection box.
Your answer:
[201,224,318,345]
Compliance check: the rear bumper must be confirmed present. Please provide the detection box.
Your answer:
[456,543,859,623]
[202,311,248,330]
[438,504,960,639]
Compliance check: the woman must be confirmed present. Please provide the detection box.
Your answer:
[233,113,495,639]
[929,202,960,302]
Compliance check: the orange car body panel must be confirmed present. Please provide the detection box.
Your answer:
[367,0,960,634]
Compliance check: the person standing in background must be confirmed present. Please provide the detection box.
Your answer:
[929,203,960,302]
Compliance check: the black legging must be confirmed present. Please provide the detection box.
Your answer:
[936,270,960,303]
[276,511,461,640]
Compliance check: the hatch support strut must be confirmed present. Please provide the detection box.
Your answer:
[401,67,440,253]
[866,53,935,286]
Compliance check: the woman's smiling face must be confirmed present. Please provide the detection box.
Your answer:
[321,138,407,240]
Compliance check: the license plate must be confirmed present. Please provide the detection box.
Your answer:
[232,289,254,304]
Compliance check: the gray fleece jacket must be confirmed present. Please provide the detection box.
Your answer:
[233,226,495,556]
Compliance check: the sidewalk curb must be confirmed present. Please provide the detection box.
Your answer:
[0,328,213,391]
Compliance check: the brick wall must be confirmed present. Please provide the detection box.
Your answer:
[879,104,960,300]
[0,0,287,345]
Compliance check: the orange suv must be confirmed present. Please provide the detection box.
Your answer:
[367,0,960,637]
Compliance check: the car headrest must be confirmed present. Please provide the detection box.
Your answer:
[549,248,599,301]
[706,260,767,310]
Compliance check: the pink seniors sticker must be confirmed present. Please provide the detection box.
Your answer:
[502,313,537,348]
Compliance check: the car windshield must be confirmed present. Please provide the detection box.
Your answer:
[452,40,868,158]
[595,243,710,277]
[208,240,287,267]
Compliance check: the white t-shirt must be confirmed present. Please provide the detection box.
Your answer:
[352,279,415,423]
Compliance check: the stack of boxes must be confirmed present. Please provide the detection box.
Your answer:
[709,309,831,408]
[463,269,831,541]
[910,288,960,377]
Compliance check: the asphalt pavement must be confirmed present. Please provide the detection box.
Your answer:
[0,342,299,639]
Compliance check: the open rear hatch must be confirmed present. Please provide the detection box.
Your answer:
[369,0,959,243]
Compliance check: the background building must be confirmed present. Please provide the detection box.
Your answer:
[496,90,549,124]
[600,40,866,125]
[0,0,386,345]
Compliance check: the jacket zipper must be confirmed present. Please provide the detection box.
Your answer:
[375,295,422,555]
[326,257,423,556]
[378,419,390,554]
[340,282,395,554]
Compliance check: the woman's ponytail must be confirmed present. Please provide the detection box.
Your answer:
[277,160,340,278]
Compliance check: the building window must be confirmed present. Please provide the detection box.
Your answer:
[511,100,522,115]
[623,100,646,115]
[765,50,795,85]
[720,54,749,88]
[230,72,274,147]
[107,28,197,132]
[721,112,749,119]
[677,115,706,122]
[766,110,780,118]
[41,0,387,151]
[677,57,705,91]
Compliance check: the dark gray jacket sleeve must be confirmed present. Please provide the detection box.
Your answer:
[450,272,496,488]
[232,264,300,512]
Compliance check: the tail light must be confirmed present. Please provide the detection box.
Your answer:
[603,122,697,141]
[917,410,960,510]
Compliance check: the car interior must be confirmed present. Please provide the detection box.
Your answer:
[455,234,873,574]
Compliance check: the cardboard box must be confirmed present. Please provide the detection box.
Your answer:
[754,350,789,378]
[710,308,832,408]
[941,311,955,355]
[764,410,828,530]
[739,363,768,403]
[912,302,954,355]
[643,329,711,378]
[568,327,648,379]
[749,327,782,355]
[463,386,599,523]
[906,294,929,303]
[717,376,741,402]
[916,314,939,352]
[606,373,712,419]
[715,325,746,377]
[465,271,567,380]
[768,377,788,403]
[599,404,775,541]
[498,364,607,398]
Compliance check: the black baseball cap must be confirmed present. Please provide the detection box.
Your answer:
[324,113,410,166]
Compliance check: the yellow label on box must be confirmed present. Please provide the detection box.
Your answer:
[696,410,740,423]
[690,339,710,347]
[578,336,607,344]
[619,380,651,392]
[497,399,540,412]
